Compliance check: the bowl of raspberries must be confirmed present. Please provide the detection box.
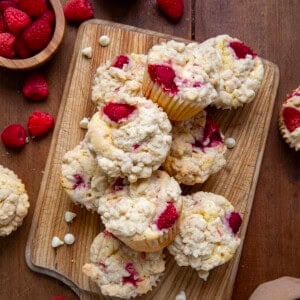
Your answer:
[0,0,65,70]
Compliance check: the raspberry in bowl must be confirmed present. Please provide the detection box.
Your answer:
[0,0,65,70]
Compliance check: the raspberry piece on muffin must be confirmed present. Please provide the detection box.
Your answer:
[98,170,182,252]
[279,86,300,151]
[163,110,227,185]
[82,232,165,298]
[168,192,241,280]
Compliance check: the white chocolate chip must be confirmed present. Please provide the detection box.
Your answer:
[64,233,75,245]
[225,137,236,149]
[79,117,90,129]
[175,291,186,300]
[99,35,110,47]
[82,47,92,58]
[64,211,77,223]
[51,236,64,248]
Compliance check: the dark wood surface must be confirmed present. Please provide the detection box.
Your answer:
[0,1,299,299]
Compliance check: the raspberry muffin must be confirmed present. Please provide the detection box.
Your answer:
[201,34,264,109]
[61,142,114,211]
[82,231,165,299]
[279,86,300,151]
[98,170,182,252]
[0,165,29,236]
[142,40,217,121]
[92,54,147,108]
[163,111,227,185]
[168,192,242,280]
[86,94,172,183]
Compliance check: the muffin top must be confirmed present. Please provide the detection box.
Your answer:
[82,231,165,299]
[86,94,172,182]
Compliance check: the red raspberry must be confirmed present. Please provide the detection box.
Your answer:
[27,111,55,137]
[103,102,136,123]
[122,263,142,287]
[112,55,129,69]
[1,124,27,148]
[156,0,184,20]
[156,202,179,230]
[227,212,242,234]
[19,0,48,17]
[22,73,49,101]
[0,15,6,33]
[39,10,55,26]
[73,174,89,189]
[110,177,124,192]
[282,107,300,133]
[229,41,257,59]
[0,32,16,58]
[0,0,19,13]
[63,0,94,23]
[4,7,32,37]
[16,38,31,58]
[22,19,52,52]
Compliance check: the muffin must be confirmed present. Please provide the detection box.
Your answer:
[279,86,300,151]
[168,192,242,280]
[92,54,147,108]
[0,165,30,236]
[201,34,264,109]
[86,94,172,183]
[82,231,165,299]
[98,170,182,252]
[142,40,217,121]
[163,110,227,185]
[61,142,113,211]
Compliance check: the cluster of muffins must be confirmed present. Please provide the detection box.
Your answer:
[61,34,264,298]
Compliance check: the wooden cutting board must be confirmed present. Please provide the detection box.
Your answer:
[26,19,279,300]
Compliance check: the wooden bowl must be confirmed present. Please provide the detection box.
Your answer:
[0,0,65,70]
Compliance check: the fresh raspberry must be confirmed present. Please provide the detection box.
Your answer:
[39,9,55,26]
[16,38,31,58]
[282,107,300,133]
[110,177,124,192]
[19,0,48,17]
[148,64,178,94]
[156,0,184,20]
[103,102,136,123]
[229,41,257,59]
[0,0,19,13]
[73,174,88,189]
[112,55,129,69]
[22,73,49,101]
[27,111,55,137]
[0,15,6,33]
[0,32,16,58]
[122,263,142,287]
[1,124,27,148]
[63,0,94,23]
[156,202,179,230]
[4,7,32,37]
[227,212,242,234]
[22,19,52,52]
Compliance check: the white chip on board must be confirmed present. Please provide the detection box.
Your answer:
[225,137,236,149]
[175,291,186,300]
[82,47,92,58]
[51,236,64,248]
[99,35,110,47]
[64,233,75,245]
[64,211,77,223]
[79,117,90,129]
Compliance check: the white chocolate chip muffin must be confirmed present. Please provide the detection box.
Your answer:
[163,111,227,185]
[61,142,113,211]
[92,54,147,108]
[201,34,264,109]
[86,94,172,183]
[168,192,242,280]
[279,86,300,151]
[98,170,182,252]
[82,231,165,299]
[0,165,29,236]
[142,40,218,121]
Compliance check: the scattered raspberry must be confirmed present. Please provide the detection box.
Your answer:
[73,174,88,189]
[229,41,257,59]
[156,202,179,230]
[0,15,6,33]
[4,7,32,37]
[27,110,55,137]
[122,263,142,287]
[19,0,48,17]
[103,102,136,123]
[227,212,242,234]
[1,124,27,148]
[157,0,184,20]
[133,144,139,150]
[110,177,124,192]
[22,19,52,52]
[22,73,49,101]
[148,64,178,94]
[0,0,19,13]
[63,0,94,23]
[112,55,129,69]
[282,107,300,133]
[39,9,55,26]
[16,38,31,58]
[203,116,223,146]
[0,32,16,58]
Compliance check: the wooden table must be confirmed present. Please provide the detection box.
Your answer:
[0,1,299,299]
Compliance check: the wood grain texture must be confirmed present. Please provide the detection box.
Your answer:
[25,20,279,300]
